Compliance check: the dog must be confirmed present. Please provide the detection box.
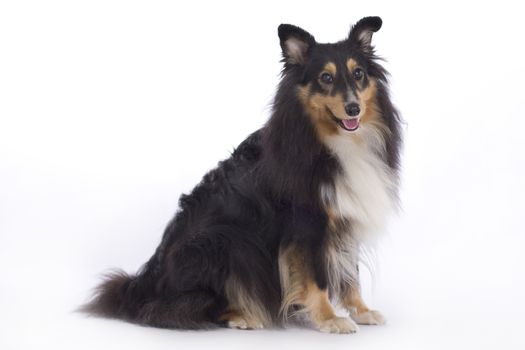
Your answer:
[83,16,402,334]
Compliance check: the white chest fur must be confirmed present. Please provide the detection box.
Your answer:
[321,125,398,243]
[320,125,398,299]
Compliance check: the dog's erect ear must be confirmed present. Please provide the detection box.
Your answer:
[348,16,382,51]
[278,24,315,65]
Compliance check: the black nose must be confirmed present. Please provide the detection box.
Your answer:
[345,103,360,117]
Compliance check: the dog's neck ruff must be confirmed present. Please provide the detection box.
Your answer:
[319,123,398,300]
[320,124,398,244]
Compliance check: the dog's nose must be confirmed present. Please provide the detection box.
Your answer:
[345,103,360,117]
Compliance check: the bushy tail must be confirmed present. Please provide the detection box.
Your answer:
[80,269,224,329]
[80,270,138,319]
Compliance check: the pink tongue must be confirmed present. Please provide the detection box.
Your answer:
[342,118,359,130]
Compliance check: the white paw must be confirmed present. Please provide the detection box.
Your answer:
[227,317,264,330]
[350,309,386,325]
[318,316,359,334]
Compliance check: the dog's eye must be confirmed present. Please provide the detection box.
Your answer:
[320,73,334,84]
[353,68,364,81]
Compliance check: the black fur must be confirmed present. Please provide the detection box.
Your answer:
[82,17,402,329]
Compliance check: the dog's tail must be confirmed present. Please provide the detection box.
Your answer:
[80,269,223,329]
[80,270,136,319]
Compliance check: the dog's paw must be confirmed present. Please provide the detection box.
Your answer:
[227,315,264,330]
[317,316,359,334]
[350,309,386,325]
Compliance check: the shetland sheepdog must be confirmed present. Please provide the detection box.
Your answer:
[83,16,402,334]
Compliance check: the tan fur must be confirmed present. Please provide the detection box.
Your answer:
[302,281,337,322]
[219,309,241,322]
[297,75,384,144]
[357,79,379,124]
[279,245,337,322]
[322,62,337,76]
[220,309,264,329]
[342,286,386,325]
[351,79,384,144]
[326,209,339,231]
[279,245,359,333]
[278,245,308,318]
[342,286,370,314]
[224,276,272,328]
[346,58,358,72]
[297,84,343,138]
[279,247,359,333]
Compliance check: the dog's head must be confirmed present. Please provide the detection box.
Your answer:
[278,17,385,138]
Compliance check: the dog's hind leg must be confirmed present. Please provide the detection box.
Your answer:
[137,289,227,329]
[219,309,264,330]
[221,275,273,330]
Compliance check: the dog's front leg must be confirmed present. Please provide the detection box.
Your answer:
[342,275,386,325]
[301,281,359,333]
[279,244,358,334]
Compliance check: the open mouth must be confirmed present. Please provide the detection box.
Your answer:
[327,108,360,132]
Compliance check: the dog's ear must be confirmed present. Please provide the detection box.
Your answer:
[278,24,315,65]
[348,16,382,52]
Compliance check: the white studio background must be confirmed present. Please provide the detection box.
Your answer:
[1,1,524,349]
